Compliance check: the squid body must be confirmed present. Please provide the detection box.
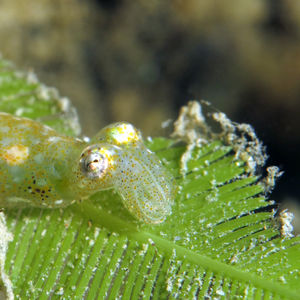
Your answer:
[0,113,175,224]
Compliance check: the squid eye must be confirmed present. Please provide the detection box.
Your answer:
[79,142,175,224]
[80,147,109,179]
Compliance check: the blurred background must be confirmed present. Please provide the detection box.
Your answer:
[0,0,299,230]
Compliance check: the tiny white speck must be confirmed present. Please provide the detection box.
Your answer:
[59,97,70,111]
[161,119,173,129]
[48,136,62,143]
[56,287,64,296]
[83,136,90,143]
[15,108,25,116]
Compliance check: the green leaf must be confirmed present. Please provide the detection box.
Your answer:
[0,58,80,137]
[1,57,299,299]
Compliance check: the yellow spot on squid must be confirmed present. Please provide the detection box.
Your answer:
[2,144,29,165]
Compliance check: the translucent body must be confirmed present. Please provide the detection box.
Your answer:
[0,113,175,223]
[91,122,175,223]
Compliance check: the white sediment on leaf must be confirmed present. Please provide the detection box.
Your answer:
[172,100,280,199]
[58,97,70,112]
[64,105,81,136]
[1,60,82,137]
[262,166,284,193]
[171,101,208,145]
[212,111,268,175]
[41,86,81,136]
[171,101,209,175]
[279,209,294,238]
[36,85,59,101]
[26,71,38,85]
[0,212,14,300]
[171,100,269,177]
[161,118,173,129]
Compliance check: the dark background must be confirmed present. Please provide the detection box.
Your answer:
[0,0,299,229]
